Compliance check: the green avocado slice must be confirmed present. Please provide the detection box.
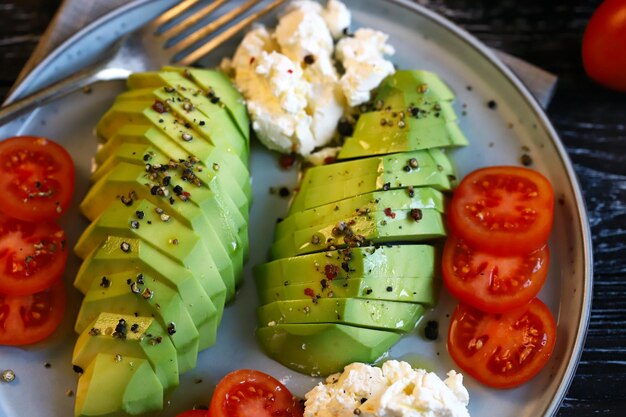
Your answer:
[75,269,210,355]
[255,245,436,289]
[257,323,401,376]
[277,188,444,240]
[338,117,468,160]
[73,313,179,394]
[74,236,225,326]
[74,199,228,311]
[289,149,454,213]
[92,142,248,219]
[258,276,436,306]
[131,67,250,143]
[113,87,248,163]
[74,353,163,417]
[75,270,200,371]
[95,121,251,200]
[374,69,456,110]
[95,124,251,202]
[80,162,240,297]
[270,208,446,259]
[258,298,425,332]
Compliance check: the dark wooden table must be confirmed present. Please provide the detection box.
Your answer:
[1,0,624,415]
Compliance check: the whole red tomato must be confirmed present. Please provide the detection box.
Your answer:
[582,0,626,92]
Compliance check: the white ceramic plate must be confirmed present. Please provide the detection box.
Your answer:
[0,1,592,416]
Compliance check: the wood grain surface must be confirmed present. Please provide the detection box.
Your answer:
[0,0,624,415]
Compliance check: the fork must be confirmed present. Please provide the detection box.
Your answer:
[0,0,288,126]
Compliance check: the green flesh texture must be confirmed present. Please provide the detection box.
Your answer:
[258,298,425,332]
[277,188,444,239]
[74,236,225,325]
[258,276,436,306]
[255,245,436,288]
[270,208,446,259]
[80,162,241,297]
[257,323,401,376]
[73,313,179,394]
[289,149,454,213]
[74,354,163,417]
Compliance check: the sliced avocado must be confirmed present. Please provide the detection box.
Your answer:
[289,149,454,213]
[95,122,251,200]
[73,313,179,394]
[338,115,468,160]
[161,66,249,141]
[257,323,401,376]
[80,162,239,297]
[74,236,225,326]
[258,298,424,332]
[94,104,250,262]
[374,70,456,110]
[130,67,250,143]
[113,87,248,162]
[75,353,163,417]
[75,270,207,360]
[270,208,446,259]
[258,276,436,306]
[254,245,435,288]
[277,188,444,240]
[92,142,249,219]
[74,199,228,310]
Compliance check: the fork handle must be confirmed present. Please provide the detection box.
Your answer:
[0,64,130,128]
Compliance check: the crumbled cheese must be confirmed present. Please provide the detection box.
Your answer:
[226,0,395,155]
[304,361,471,417]
[322,0,351,39]
[336,28,396,107]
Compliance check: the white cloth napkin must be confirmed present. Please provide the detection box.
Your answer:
[14,0,557,108]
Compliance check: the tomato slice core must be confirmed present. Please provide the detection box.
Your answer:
[447,299,556,388]
[208,369,303,417]
[449,166,554,255]
[442,235,550,313]
[0,213,68,296]
[0,280,66,345]
[0,136,75,221]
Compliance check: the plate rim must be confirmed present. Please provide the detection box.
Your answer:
[4,1,593,416]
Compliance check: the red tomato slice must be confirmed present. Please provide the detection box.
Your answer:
[208,370,303,417]
[447,299,557,389]
[177,411,208,417]
[0,213,68,296]
[0,280,66,345]
[0,136,75,221]
[448,166,554,255]
[442,235,550,313]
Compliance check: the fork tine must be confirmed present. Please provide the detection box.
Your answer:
[167,0,261,54]
[159,0,230,40]
[175,0,288,66]
[153,0,200,29]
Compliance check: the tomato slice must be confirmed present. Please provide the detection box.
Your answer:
[442,235,550,313]
[208,370,303,417]
[448,166,554,255]
[447,299,557,388]
[0,280,66,345]
[0,213,68,296]
[177,411,208,417]
[0,136,75,221]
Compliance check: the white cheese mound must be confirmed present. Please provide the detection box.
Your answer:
[304,361,471,417]
[226,0,395,155]
[336,28,396,107]
[322,0,352,39]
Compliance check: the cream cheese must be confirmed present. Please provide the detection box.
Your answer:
[304,361,471,417]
